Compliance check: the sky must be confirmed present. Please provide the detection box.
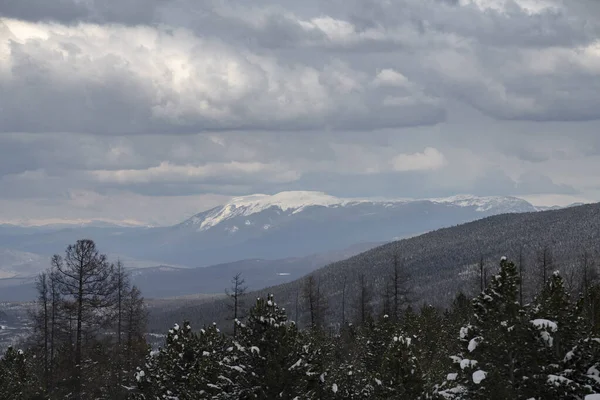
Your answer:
[0,0,599,226]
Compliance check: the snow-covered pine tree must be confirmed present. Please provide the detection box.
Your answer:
[327,323,377,399]
[530,271,582,359]
[551,336,600,397]
[132,320,251,400]
[376,329,424,399]
[237,294,303,399]
[412,304,451,391]
[435,258,528,399]
[288,329,334,399]
[132,322,196,399]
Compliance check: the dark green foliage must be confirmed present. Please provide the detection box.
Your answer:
[160,203,600,332]
[0,347,44,400]
[19,240,149,400]
[132,321,250,399]
[4,239,600,400]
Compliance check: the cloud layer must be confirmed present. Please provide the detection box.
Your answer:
[0,0,599,224]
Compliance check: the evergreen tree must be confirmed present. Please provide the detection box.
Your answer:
[0,347,44,399]
[238,294,303,399]
[436,258,528,399]
[556,336,600,396]
[132,321,248,399]
[412,304,451,390]
[530,271,582,362]
[376,331,424,399]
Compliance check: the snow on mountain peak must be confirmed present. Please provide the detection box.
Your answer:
[185,191,534,231]
[428,194,530,212]
[192,191,358,231]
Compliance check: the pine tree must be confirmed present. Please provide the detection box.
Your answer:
[132,321,241,400]
[288,329,333,399]
[237,294,302,399]
[0,347,44,399]
[413,304,450,390]
[557,336,600,396]
[376,331,424,399]
[530,271,582,361]
[436,258,528,399]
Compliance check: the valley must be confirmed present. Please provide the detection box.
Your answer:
[0,191,547,302]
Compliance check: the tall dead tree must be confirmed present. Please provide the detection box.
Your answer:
[518,246,525,306]
[304,276,317,329]
[114,260,130,349]
[226,273,247,337]
[48,266,60,389]
[123,285,148,379]
[52,239,116,400]
[391,254,411,320]
[341,275,347,325]
[479,255,486,293]
[303,275,327,329]
[579,250,598,328]
[113,260,131,399]
[537,244,553,289]
[35,272,50,390]
[355,273,373,326]
[295,288,300,324]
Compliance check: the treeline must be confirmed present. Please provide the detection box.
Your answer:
[148,202,600,332]
[128,258,600,399]
[0,240,148,400]
[1,245,600,399]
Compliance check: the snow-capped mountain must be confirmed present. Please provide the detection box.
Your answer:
[0,191,539,273]
[103,191,535,266]
[178,191,536,233]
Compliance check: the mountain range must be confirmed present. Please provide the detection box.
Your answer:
[0,191,577,301]
[148,201,600,333]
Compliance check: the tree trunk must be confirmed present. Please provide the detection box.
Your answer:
[76,264,84,400]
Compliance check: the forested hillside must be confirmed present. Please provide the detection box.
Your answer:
[151,202,600,332]
[2,258,599,399]
[2,204,600,399]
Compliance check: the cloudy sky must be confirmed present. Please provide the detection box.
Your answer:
[1,0,599,226]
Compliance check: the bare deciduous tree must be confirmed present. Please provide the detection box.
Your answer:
[303,275,327,329]
[52,239,117,399]
[226,272,247,337]
[355,273,373,326]
[537,244,554,289]
[391,254,411,320]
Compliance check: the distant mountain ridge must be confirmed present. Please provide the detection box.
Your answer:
[179,191,537,233]
[0,191,552,278]
[153,201,600,333]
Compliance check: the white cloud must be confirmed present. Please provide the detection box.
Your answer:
[373,69,409,87]
[0,17,444,134]
[0,190,232,226]
[459,0,560,14]
[0,0,599,224]
[91,161,300,184]
[391,148,447,172]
